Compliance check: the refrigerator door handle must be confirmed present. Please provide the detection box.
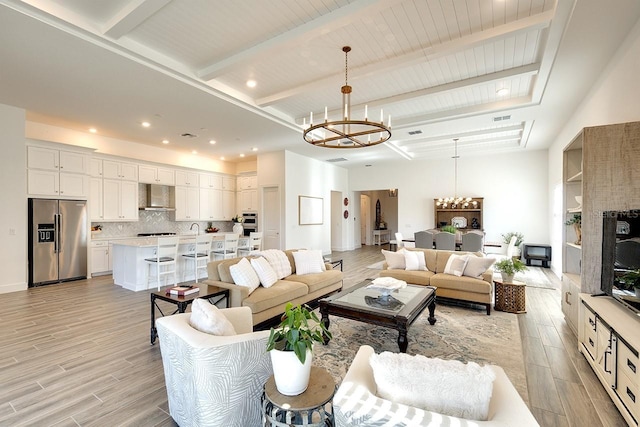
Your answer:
[55,213,61,253]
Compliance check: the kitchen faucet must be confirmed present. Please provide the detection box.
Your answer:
[189,223,199,235]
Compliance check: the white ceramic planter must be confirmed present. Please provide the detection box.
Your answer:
[232,223,243,235]
[501,272,515,283]
[270,348,312,396]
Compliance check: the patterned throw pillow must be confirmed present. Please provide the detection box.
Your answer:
[444,254,469,277]
[292,250,325,275]
[256,249,292,279]
[189,298,236,336]
[250,256,278,288]
[229,257,260,294]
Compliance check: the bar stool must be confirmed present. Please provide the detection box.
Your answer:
[211,233,240,260]
[237,232,263,257]
[145,236,179,291]
[182,234,212,283]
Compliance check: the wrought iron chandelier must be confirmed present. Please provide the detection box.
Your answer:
[303,46,391,148]
[436,138,478,209]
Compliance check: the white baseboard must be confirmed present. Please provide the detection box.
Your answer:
[0,281,28,294]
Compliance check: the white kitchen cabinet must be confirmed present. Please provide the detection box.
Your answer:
[238,175,257,190]
[90,158,103,177]
[175,170,199,187]
[222,190,236,221]
[200,188,222,221]
[199,172,222,189]
[222,175,236,191]
[27,146,88,174]
[28,169,89,198]
[103,160,138,181]
[171,186,200,221]
[238,189,258,212]
[103,179,138,221]
[561,276,580,334]
[91,241,111,275]
[89,177,103,220]
[139,165,175,185]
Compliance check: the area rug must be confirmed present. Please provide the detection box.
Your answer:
[313,304,528,402]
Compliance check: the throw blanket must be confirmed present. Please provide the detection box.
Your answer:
[257,249,292,279]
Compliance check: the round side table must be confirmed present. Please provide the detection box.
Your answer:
[263,366,336,426]
[494,279,527,313]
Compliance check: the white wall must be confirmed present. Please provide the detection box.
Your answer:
[0,104,27,292]
[548,18,640,274]
[349,150,549,246]
[284,151,350,254]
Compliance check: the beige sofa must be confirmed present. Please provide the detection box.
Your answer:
[379,248,494,315]
[203,250,343,327]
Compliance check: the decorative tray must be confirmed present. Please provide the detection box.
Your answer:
[366,277,407,296]
[451,216,467,228]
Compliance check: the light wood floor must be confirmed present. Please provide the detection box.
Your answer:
[0,245,626,426]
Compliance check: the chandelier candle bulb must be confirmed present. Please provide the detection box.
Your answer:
[365,105,368,120]
[310,111,313,125]
[388,115,391,128]
[324,106,328,122]
[380,109,384,123]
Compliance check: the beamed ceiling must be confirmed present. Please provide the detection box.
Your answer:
[1,0,640,166]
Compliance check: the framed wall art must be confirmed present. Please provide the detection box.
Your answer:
[299,195,323,225]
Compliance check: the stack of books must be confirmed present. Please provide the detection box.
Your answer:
[166,286,199,296]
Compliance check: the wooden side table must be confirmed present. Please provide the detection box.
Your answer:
[263,366,335,426]
[494,280,526,313]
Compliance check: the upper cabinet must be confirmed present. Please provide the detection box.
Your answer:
[222,175,236,191]
[27,146,89,198]
[175,170,199,187]
[199,173,223,189]
[103,160,138,181]
[238,175,257,190]
[139,165,175,185]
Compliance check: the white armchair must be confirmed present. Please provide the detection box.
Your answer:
[156,307,272,427]
[334,345,539,426]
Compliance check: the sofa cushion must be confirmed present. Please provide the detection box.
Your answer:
[430,273,492,294]
[369,351,495,421]
[444,254,468,277]
[381,249,406,269]
[379,269,434,286]
[463,257,495,279]
[217,258,243,283]
[292,250,326,275]
[189,298,237,336]
[287,269,343,293]
[404,250,428,271]
[258,249,292,279]
[242,280,309,314]
[229,258,260,294]
[250,257,278,288]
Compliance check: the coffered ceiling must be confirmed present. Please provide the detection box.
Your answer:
[1,0,639,167]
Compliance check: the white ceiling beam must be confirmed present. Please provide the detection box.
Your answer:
[258,10,553,107]
[393,124,525,145]
[197,0,404,81]
[407,135,523,151]
[103,0,172,39]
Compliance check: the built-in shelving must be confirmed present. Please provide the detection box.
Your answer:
[433,197,483,230]
[567,171,582,182]
[566,243,582,250]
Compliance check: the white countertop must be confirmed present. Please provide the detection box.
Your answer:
[108,232,244,247]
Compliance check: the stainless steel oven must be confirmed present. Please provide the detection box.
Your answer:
[242,212,257,236]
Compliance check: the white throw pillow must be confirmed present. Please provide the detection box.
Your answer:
[382,249,406,269]
[404,250,428,271]
[256,249,292,279]
[292,250,325,275]
[444,254,469,277]
[229,257,260,294]
[370,351,495,421]
[463,256,495,278]
[189,298,236,336]
[250,256,278,288]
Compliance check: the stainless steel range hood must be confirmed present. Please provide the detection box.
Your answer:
[139,184,175,211]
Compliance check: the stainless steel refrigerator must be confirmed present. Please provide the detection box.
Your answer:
[28,198,88,287]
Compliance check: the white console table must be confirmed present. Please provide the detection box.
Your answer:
[373,230,390,245]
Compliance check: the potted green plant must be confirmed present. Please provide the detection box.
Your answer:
[266,302,331,395]
[494,258,527,283]
[619,270,640,297]
[441,225,457,234]
[565,214,582,245]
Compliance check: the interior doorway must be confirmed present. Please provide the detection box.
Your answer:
[262,186,281,249]
[359,190,398,245]
[360,195,371,245]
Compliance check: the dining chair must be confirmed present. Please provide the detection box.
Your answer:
[461,232,484,252]
[211,233,240,260]
[181,234,213,283]
[237,232,263,257]
[145,236,180,291]
[414,231,434,249]
[434,232,456,251]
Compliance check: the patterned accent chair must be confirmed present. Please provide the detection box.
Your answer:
[156,307,272,427]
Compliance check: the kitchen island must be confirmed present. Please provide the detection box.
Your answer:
[112,233,246,291]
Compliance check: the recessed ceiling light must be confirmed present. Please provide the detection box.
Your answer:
[252,147,258,152]
[496,88,510,96]
[365,164,372,167]
[89,128,97,133]
[192,150,198,155]
[246,80,257,88]
[162,139,169,144]
[220,156,225,160]
[142,121,151,128]
[209,140,216,145]
[240,153,245,158]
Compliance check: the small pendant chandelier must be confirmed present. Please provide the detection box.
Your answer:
[436,138,477,209]
[303,46,391,148]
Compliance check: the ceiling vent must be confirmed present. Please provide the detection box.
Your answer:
[326,157,348,163]
[408,130,423,135]
[492,115,511,122]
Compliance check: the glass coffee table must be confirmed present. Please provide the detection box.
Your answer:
[319,279,436,353]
